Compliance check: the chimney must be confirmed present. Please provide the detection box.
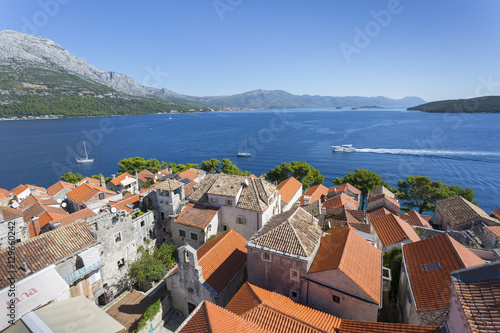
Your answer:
[304,195,311,205]
[112,174,116,179]
[23,262,31,274]
[100,175,106,187]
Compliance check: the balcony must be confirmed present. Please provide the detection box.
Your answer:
[64,259,103,284]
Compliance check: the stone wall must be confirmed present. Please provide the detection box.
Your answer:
[0,215,26,249]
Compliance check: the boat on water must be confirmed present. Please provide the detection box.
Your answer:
[237,136,251,157]
[76,142,94,163]
[332,144,355,152]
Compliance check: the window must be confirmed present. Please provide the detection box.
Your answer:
[114,232,122,243]
[262,252,271,262]
[237,217,246,225]
[191,233,198,241]
[117,258,125,269]
[222,225,228,232]
[99,193,104,200]
[421,262,442,271]
[226,199,233,205]
[184,250,190,262]
[290,269,299,280]
[332,295,340,303]
[210,198,217,203]
[179,229,186,237]
[140,221,145,227]
[290,290,299,300]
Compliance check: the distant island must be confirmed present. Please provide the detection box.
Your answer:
[408,96,500,113]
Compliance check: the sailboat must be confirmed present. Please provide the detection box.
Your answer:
[237,136,251,157]
[76,142,94,163]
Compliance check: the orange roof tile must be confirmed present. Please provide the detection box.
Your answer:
[179,301,265,333]
[437,196,496,226]
[226,282,342,332]
[327,220,371,234]
[175,203,219,230]
[111,172,134,186]
[299,184,328,205]
[309,226,382,304]
[137,169,155,183]
[0,206,23,220]
[277,177,302,205]
[50,208,96,227]
[109,194,140,213]
[178,169,199,182]
[367,194,400,209]
[37,211,67,227]
[491,208,500,220]
[324,193,359,212]
[485,225,500,238]
[367,207,392,223]
[399,210,433,229]
[196,230,247,294]
[47,180,74,197]
[0,188,11,200]
[371,214,420,247]
[10,184,47,196]
[402,233,485,311]
[0,220,97,289]
[67,183,116,205]
[339,320,440,332]
[328,183,361,196]
[77,177,99,186]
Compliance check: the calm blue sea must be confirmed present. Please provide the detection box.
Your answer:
[0,108,499,213]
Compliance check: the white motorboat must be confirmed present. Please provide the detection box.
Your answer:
[237,136,252,157]
[76,142,94,163]
[332,144,355,152]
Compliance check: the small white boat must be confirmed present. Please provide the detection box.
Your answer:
[76,142,94,163]
[332,144,355,152]
[237,136,251,157]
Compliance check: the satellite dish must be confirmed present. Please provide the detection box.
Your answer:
[57,198,62,204]
[61,202,67,208]
[111,207,117,213]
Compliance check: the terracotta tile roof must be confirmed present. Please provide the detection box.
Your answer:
[328,183,361,196]
[491,208,500,220]
[156,178,184,191]
[179,301,265,333]
[10,184,47,196]
[329,208,365,224]
[277,177,302,205]
[108,194,140,213]
[175,203,219,230]
[250,174,258,179]
[226,282,342,332]
[67,183,116,205]
[248,207,322,257]
[367,194,400,211]
[368,186,396,199]
[437,196,497,226]
[450,262,500,333]
[0,206,23,220]
[299,184,328,205]
[50,208,96,227]
[0,188,11,197]
[77,177,99,186]
[183,181,196,197]
[326,220,371,234]
[110,172,134,186]
[371,213,420,247]
[309,226,382,304]
[38,210,67,227]
[188,168,205,176]
[400,210,433,229]
[367,207,392,223]
[402,233,485,311]
[137,169,155,183]
[485,225,500,238]
[189,174,278,212]
[178,169,199,182]
[339,320,440,332]
[422,215,432,223]
[47,180,74,197]
[0,220,97,289]
[324,193,359,213]
[196,229,247,294]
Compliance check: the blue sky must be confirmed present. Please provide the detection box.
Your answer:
[1,0,500,101]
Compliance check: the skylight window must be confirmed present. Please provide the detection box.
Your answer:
[421,262,442,271]
[125,204,134,209]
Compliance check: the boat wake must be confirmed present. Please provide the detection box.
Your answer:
[354,148,500,157]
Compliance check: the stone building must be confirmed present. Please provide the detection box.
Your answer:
[434,196,500,231]
[246,207,322,303]
[0,206,26,249]
[107,172,138,194]
[153,179,186,222]
[366,193,400,215]
[47,180,74,201]
[187,174,280,240]
[399,210,433,229]
[166,229,247,316]
[482,225,500,249]
[171,202,219,248]
[398,233,485,326]
[66,183,121,213]
[327,182,362,201]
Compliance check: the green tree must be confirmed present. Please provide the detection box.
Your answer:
[60,171,83,184]
[200,158,222,174]
[128,243,176,288]
[383,247,403,300]
[333,169,393,210]
[220,158,250,176]
[91,173,111,183]
[141,179,154,189]
[170,163,199,173]
[398,175,477,213]
[117,157,166,174]
[264,161,325,191]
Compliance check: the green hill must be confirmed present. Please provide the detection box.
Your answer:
[408,96,500,113]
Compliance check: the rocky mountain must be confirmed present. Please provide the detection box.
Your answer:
[408,96,500,113]
[0,30,426,112]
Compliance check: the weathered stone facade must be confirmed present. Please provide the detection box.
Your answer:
[0,209,26,249]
